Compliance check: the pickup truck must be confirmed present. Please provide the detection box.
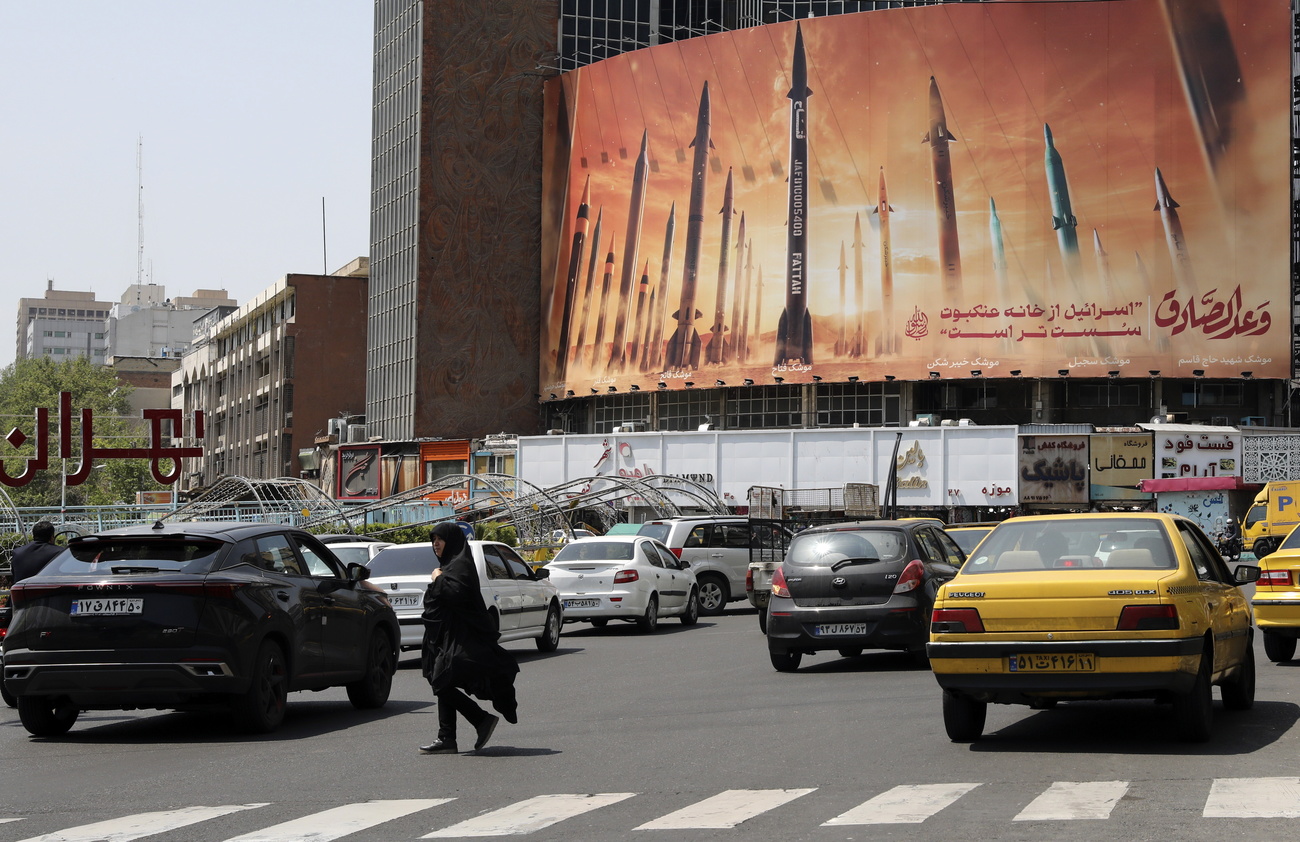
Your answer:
[747,558,782,633]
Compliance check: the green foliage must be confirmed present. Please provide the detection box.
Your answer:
[0,357,167,507]
[474,521,517,546]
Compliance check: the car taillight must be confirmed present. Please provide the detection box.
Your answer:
[931,607,984,633]
[771,566,791,598]
[1258,569,1292,587]
[746,568,754,590]
[613,570,639,584]
[670,547,683,558]
[8,583,61,608]
[893,559,925,594]
[1117,604,1179,631]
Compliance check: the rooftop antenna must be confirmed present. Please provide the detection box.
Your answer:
[321,197,328,274]
[136,135,147,287]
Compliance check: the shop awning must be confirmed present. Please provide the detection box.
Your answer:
[1137,477,1248,493]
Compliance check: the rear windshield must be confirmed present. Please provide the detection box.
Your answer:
[48,538,226,575]
[553,541,636,561]
[330,546,372,566]
[786,530,907,567]
[636,524,670,542]
[367,547,439,577]
[962,518,1176,573]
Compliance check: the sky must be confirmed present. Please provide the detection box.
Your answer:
[0,2,373,371]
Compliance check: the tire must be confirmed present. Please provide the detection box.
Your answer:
[235,640,288,734]
[1,679,15,709]
[1254,537,1280,558]
[1173,649,1214,743]
[636,595,659,633]
[770,650,802,672]
[942,690,986,742]
[17,695,79,737]
[679,589,699,626]
[590,619,609,628]
[838,648,863,658]
[757,609,768,634]
[536,604,561,651]
[346,630,395,710]
[1221,640,1256,711]
[488,608,501,634]
[696,575,729,616]
[1263,630,1296,662]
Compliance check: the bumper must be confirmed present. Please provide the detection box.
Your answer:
[397,617,425,648]
[1252,597,1300,631]
[4,660,246,708]
[748,589,770,611]
[766,596,926,653]
[559,590,647,621]
[927,637,1204,703]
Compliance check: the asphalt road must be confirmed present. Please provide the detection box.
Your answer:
[2,602,1300,842]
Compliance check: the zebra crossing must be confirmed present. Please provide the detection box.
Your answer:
[3,778,1298,840]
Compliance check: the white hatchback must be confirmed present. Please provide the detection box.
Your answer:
[545,536,700,632]
[365,541,563,652]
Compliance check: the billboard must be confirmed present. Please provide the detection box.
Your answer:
[539,0,1289,397]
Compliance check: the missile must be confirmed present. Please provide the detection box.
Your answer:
[630,261,650,367]
[989,197,1008,297]
[923,76,962,302]
[638,270,657,371]
[753,264,765,361]
[554,176,591,381]
[591,235,617,366]
[1044,123,1084,293]
[1155,167,1195,290]
[1161,0,1245,181]
[609,130,650,372]
[665,83,713,370]
[834,241,848,355]
[873,171,895,356]
[646,202,676,371]
[727,211,746,364]
[574,206,603,367]
[738,238,753,361]
[1093,227,1113,295]
[706,168,736,364]
[851,211,865,358]
[773,23,814,366]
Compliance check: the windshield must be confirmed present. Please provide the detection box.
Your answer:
[330,546,373,566]
[786,530,906,567]
[961,518,1176,573]
[948,528,992,555]
[367,547,439,577]
[553,541,636,561]
[49,538,225,575]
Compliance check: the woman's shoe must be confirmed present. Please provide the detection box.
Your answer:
[474,715,499,751]
[419,740,458,754]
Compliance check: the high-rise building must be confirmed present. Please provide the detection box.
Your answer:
[15,283,114,363]
[106,285,237,361]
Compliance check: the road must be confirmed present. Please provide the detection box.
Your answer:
[2,604,1299,841]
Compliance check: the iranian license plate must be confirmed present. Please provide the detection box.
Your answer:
[565,598,601,609]
[813,623,868,636]
[1008,653,1095,672]
[389,594,421,608]
[71,598,144,616]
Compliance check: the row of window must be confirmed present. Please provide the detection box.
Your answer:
[27,307,109,319]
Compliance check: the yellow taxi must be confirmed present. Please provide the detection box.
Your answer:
[1251,522,1300,662]
[927,513,1259,743]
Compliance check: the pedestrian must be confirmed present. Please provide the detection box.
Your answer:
[419,522,519,755]
[11,521,62,583]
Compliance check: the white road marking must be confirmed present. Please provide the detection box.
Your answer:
[635,788,816,830]
[1014,781,1129,821]
[14,804,269,842]
[0,819,25,825]
[423,793,635,837]
[1204,777,1300,818]
[223,799,453,842]
[823,783,981,825]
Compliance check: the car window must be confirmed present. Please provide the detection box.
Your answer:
[639,542,664,568]
[1177,522,1232,583]
[494,545,534,580]
[329,546,371,567]
[367,546,438,577]
[723,525,750,548]
[654,544,682,569]
[294,535,342,578]
[637,523,671,543]
[684,525,710,548]
[913,529,942,564]
[786,530,906,567]
[932,529,967,565]
[480,546,512,581]
[553,541,636,561]
[256,534,304,575]
[962,518,1175,573]
[56,538,222,575]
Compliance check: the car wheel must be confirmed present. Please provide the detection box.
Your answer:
[235,640,288,734]
[1221,641,1256,711]
[942,690,986,742]
[1172,649,1214,743]
[346,630,395,710]
[1,679,15,709]
[536,604,562,651]
[17,695,79,737]
[680,589,699,626]
[1263,630,1296,662]
[488,608,501,634]
[696,575,729,616]
[1254,537,1281,558]
[758,609,768,634]
[838,648,863,658]
[636,595,659,633]
[770,650,802,672]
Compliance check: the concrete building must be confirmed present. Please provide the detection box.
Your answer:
[173,258,369,490]
[15,283,114,363]
[106,285,237,361]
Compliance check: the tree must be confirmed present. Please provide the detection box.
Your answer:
[0,357,168,507]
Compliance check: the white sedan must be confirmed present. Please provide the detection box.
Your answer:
[545,536,699,632]
[365,541,563,651]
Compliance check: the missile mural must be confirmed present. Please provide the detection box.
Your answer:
[646,202,676,371]
[609,130,650,372]
[706,168,736,364]
[923,76,962,302]
[851,211,865,358]
[1044,123,1084,289]
[630,262,650,367]
[727,211,746,363]
[1155,167,1195,290]
[989,197,1009,299]
[1093,227,1113,295]
[574,206,602,367]
[834,239,847,355]
[738,239,753,361]
[664,83,713,370]
[554,175,590,381]
[638,269,657,370]
[753,265,765,363]
[873,173,894,356]
[773,23,814,366]
[591,236,617,365]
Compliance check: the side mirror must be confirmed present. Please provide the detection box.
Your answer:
[533,566,550,579]
[348,562,371,582]
[1233,565,1260,585]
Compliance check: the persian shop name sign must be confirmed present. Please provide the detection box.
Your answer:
[0,392,204,487]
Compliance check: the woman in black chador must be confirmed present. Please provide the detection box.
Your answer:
[420,522,519,754]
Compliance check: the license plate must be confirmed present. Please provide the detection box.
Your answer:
[565,598,600,609]
[389,594,421,608]
[1008,653,1095,672]
[813,623,868,636]
[71,598,144,616]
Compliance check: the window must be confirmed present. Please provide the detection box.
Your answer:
[254,534,303,575]
[480,546,512,580]
[425,459,464,483]
[496,546,533,579]
[294,536,342,578]
[726,385,802,429]
[816,382,901,427]
[640,542,664,568]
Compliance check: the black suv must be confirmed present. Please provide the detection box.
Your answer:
[766,520,965,671]
[2,521,399,736]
